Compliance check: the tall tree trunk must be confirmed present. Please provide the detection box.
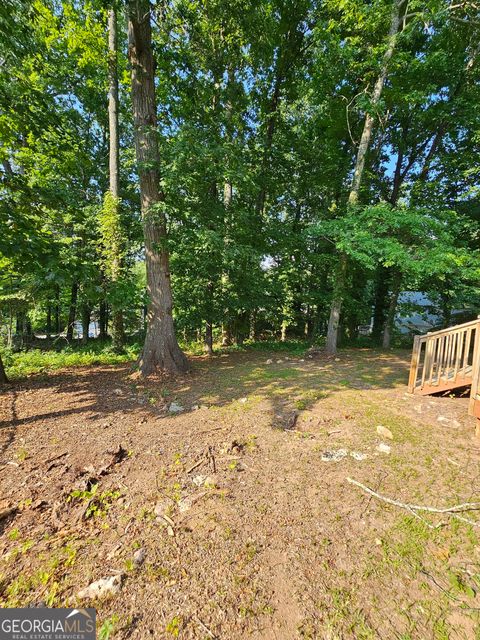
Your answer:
[204,282,214,356]
[108,7,126,353]
[66,281,78,342]
[326,0,403,355]
[54,284,60,334]
[348,0,403,206]
[249,309,257,341]
[46,304,52,339]
[127,0,188,375]
[221,181,233,346]
[99,300,107,340]
[382,272,402,349]
[0,354,8,384]
[205,321,213,356]
[221,323,233,347]
[7,304,13,348]
[326,253,347,354]
[14,311,26,350]
[81,303,90,345]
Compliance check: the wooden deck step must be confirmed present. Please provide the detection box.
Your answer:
[415,375,472,396]
[408,318,480,422]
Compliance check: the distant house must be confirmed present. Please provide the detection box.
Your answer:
[395,292,475,335]
[395,292,441,334]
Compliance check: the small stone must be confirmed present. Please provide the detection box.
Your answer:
[375,538,382,546]
[192,475,207,487]
[299,359,305,362]
[106,544,122,560]
[133,548,146,567]
[169,402,184,414]
[177,497,192,513]
[191,405,200,411]
[204,475,217,488]
[350,451,367,461]
[376,425,393,440]
[437,416,460,428]
[376,443,391,454]
[321,449,348,462]
[334,358,340,362]
[276,359,283,363]
[239,397,247,404]
[77,574,122,600]
[266,359,273,365]
[154,500,171,518]
[113,388,124,396]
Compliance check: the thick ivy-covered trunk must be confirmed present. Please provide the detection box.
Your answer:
[127,0,188,375]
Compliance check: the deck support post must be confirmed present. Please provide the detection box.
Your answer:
[408,335,421,393]
[468,317,480,417]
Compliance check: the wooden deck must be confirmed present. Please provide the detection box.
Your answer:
[408,317,480,435]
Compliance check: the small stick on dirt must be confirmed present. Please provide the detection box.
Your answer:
[208,446,216,474]
[186,459,203,474]
[195,618,217,640]
[346,477,480,524]
[197,426,225,435]
[327,430,341,436]
[45,451,69,466]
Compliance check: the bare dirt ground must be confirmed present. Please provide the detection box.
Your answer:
[1,348,480,639]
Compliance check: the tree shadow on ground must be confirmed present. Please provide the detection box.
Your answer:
[0,348,412,459]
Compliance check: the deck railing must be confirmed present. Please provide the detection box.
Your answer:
[408,317,480,415]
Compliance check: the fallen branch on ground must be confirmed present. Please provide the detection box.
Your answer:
[346,477,480,526]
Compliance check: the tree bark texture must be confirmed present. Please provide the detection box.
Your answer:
[326,0,403,354]
[108,7,126,353]
[66,281,78,342]
[127,0,188,375]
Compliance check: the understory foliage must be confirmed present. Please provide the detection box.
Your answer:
[1,0,480,368]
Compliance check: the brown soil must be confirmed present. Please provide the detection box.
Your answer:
[1,348,480,639]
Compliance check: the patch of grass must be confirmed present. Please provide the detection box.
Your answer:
[1,543,78,607]
[165,615,182,637]
[294,389,327,410]
[67,484,121,519]
[5,343,140,379]
[382,516,432,573]
[249,366,300,381]
[240,339,309,354]
[98,614,120,640]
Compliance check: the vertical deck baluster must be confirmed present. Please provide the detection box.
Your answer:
[463,328,472,373]
[454,330,463,382]
[443,334,451,383]
[437,335,446,385]
[429,337,439,386]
